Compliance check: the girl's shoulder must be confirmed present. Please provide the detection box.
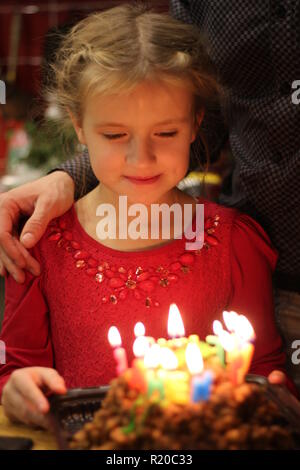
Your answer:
[30,205,76,261]
[197,197,238,224]
[197,197,277,268]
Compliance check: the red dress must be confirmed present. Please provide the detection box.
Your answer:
[0,198,295,397]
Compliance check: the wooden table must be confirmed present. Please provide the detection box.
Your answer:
[0,406,58,450]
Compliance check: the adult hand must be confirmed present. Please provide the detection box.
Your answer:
[0,171,75,283]
[1,367,67,430]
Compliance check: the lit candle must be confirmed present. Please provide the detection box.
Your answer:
[144,344,161,369]
[216,312,255,384]
[160,347,178,370]
[126,322,155,392]
[159,347,189,404]
[144,344,165,400]
[167,304,187,367]
[108,326,128,375]
[168,304,185,339]
[227,313,255,383]
[128,358,148,393]
[186,343,213,402]
[133,322,153,359]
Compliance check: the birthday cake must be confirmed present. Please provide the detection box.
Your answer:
[69,306,296,450]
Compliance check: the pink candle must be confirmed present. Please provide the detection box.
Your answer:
[108,326,128,375]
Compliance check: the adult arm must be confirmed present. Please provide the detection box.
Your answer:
[0,170,75,282]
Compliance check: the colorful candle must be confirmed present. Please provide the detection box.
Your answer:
[215,312,255,384]
[127,358,148,393]
[159,346,189,404]
[133,322,153,359]
[190,371,214,402]
[205,334,225,366]
[160,370,189,404]
[144,344,165,400]
[185,343,213,402]
[107,326,128,375]
[107,305,256,408]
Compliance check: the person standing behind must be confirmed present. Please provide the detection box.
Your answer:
[168,0,300,390]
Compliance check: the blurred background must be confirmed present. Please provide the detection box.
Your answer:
[0,0,232,325]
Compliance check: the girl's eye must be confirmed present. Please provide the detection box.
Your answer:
[156,131,178,138]
[103,133,126,140]
[102,131,178,140]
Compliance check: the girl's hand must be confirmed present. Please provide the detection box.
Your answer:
[1,367,67,430]
[268,370,286,385]
[0,171,75,283]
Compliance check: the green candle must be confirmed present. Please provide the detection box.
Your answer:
[205,335,225,367]
[198,340,217,359]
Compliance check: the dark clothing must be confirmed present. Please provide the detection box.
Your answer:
[55,0,300,284]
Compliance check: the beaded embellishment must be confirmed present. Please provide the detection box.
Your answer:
[47,214,220,308]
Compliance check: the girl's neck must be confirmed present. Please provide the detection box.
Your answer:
[75,184,198,252]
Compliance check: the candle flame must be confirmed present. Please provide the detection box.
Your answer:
[223,311,255,342]
[134,322,145,337]
[168,304,185,338]
[236,315,255,342]
[213,319,236,351]
[160,347,178,370]
[223,311,239,332]
[144,344,161,369]
[218,330,236,352]
[214,311,255,351]
[185,343,204,375]
[213,320,223,336]
[133,336,149,358]
[108,326,122,348]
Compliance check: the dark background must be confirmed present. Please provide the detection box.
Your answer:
[0,1,169,96]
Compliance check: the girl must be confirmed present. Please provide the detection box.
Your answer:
[0,4,295,430]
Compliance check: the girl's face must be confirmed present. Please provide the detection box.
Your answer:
[73,79,202,206]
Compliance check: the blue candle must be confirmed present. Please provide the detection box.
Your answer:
[191,371,214,402]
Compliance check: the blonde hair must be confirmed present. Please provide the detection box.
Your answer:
[48,2,222,181]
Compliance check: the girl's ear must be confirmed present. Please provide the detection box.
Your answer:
[68,109,87,145]
[191,109,204,143]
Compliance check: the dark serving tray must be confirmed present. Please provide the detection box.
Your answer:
[47,385,109,450]
[47,376,300,450]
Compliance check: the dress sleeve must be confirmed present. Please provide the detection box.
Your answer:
[227,212,297,395]
[0,270,54,401]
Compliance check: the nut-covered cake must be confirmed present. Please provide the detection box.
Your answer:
[69,363,295,450]
[69,307,296,450]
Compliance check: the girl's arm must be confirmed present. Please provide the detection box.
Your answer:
[0,267,66,427]
[0,270,54,398]
[227,212,298,396]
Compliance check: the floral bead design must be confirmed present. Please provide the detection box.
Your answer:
[48,215,220,308]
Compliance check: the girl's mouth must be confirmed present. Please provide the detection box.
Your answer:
[124,174,161,185]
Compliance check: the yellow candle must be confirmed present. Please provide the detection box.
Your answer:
[158,369,189,405]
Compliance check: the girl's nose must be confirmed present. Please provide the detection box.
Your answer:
[125,138,156,167]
